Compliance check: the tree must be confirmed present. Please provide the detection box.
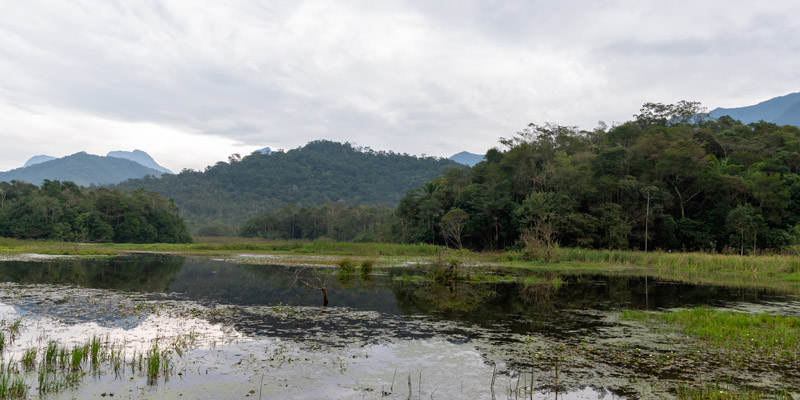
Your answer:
[440,209,468,249]
[726,205,759,255]
[640,185,659,252]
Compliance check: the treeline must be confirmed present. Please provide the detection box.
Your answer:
[114,140,460,233]
[0,180,191,243]
[240,203,394,242]
[395,102,800,254]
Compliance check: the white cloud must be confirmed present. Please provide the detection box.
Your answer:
[1,0,799,172]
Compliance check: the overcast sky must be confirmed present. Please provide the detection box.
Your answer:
[1,0,799,172]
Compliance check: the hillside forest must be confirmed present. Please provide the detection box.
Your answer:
[242,102,800,254]
[0,180,191,243]
[114,140,460,234]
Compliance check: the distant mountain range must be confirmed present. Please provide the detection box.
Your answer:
[1,150,169,186]
[710,92,800,127]
[107,150,173,174]
[449,151,485,166]
[22,155,56,168]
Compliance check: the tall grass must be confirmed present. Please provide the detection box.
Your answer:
[557,248,800,276]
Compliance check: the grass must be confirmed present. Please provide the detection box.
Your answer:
[676,379,793,400]
[622,307,800,362]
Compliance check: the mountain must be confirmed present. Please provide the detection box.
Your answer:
[114,140,462,231]
[0,152,163,186]
[107,150,173,174]
[449,151,485,166]
[710,92,800,126]
[23,155,56,168]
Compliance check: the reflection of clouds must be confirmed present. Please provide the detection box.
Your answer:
[1,284,149,330]
[0,304,245,359]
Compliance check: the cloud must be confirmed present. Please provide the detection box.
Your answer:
[0,102,253,173]
[1,0,799,171]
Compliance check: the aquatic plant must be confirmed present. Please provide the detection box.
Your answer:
[21,348,36,371]
[360,259,375,278]
[90,336,101,369]
[6,320,21,343]
[44,341,58,369]
[70,343,89,372]
[336,258,356,273]
[0,372,27,399]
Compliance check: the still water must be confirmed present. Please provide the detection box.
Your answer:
[0,254,796,399]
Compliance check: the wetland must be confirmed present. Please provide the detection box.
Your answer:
[0,254,797,399]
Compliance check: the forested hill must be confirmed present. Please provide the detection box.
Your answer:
[114,140,461,232]
[396,102,800,253]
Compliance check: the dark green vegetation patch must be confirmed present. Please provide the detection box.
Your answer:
[0,180,191,243]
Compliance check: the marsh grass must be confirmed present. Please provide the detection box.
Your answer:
[359,259,375,278]
[20,348,35,372]
[146,344,160,383]
[7,320,21,343]
[69,343,89,372]
[336,258,356,274]
[676,379,793,400]
[623,307,800,363]
[556,248,800,277]
[0,373,26,399]
[89,336,101,369]
[0,237,441,257]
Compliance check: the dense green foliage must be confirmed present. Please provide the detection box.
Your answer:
[0,152,163,186]
[115,140,461,233]
[396,102,800,252]
[0,180,191,243]
[240,203,394,242]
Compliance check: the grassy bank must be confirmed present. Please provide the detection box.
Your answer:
[0,237,441,258]
[2,237,800,290]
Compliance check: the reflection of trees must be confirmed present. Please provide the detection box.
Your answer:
[519,282,557,308]
[393,279,499,316]
[0,254,184,292]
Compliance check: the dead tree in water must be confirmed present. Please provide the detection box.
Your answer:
[292,267,332,306]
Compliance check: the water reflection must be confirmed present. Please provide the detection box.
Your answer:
[0,255,794,331]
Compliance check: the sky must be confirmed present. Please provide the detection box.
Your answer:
[1,0,799,172]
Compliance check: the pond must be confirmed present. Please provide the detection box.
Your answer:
[0,254,797,399]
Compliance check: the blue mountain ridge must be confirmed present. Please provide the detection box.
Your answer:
[710,92,800,127]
